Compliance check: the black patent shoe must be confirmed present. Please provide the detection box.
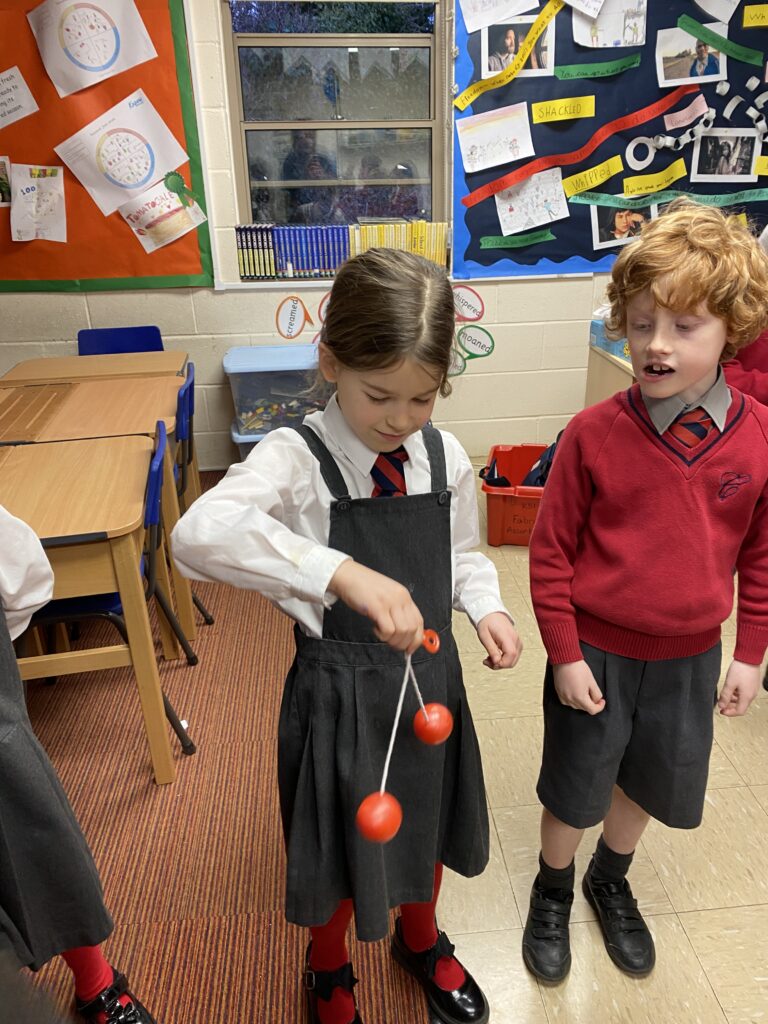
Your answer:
[76,968,156,1024]
[391,918,489,1024]
[304,945,363,1024]
[582,859,655,976]
[522,877,574,982]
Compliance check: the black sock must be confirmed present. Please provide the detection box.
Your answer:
[591,834,634,882]
[537,852,575,893]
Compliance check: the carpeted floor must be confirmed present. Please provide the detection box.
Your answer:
[25,472,432,1023]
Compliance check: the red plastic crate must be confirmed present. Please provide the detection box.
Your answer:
[481,443,548,546]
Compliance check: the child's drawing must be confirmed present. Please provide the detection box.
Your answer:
[572,0,647,48]
[494,167,569,235]
[456,102,534,174]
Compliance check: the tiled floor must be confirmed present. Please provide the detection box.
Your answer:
[437,465,768,1024]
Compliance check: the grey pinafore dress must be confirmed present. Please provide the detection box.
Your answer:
[0,605,112,970]
[277,424,489,942]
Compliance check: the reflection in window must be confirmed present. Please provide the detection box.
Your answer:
[230,1,435,34]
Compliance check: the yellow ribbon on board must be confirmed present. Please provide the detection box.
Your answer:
[454,0,565,112]
[623,158,687,197]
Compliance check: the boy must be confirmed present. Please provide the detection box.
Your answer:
[522,200,768,982]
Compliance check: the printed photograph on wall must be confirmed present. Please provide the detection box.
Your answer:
[691,128,759,183]
[481,16,555,79]
[655,24,727,86]
[590,201,655,249]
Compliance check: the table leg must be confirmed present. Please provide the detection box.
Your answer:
[161,447,197,641]
[112,532,176,785]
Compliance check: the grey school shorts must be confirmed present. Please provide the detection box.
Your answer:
[537,641,722,830]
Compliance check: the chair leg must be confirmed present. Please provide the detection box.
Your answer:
[162,691,197,756]
[192,591,215,625]
[154,585,198,666]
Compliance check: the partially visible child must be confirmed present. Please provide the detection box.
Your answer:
[523,200,768,984]
[722,223,768,402]
[172,249,522,1024]
[0,504,157,1024]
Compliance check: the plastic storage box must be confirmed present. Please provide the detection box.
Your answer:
[224,344,322,439]
[590,318,630,362]
[481,443,548,546]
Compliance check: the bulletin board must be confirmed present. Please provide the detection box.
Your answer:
[0,0,213,291]
[452,0,768,280]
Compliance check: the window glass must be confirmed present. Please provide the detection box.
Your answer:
[230,2,435,34]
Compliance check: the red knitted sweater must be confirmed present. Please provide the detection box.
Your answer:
[529,384,768,664]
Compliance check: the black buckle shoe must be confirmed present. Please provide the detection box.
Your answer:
[76,968,156,1024]
[582,860,655,976]
[391,918,489,1024]
[522,878,573,982]
[304,945,363,1024]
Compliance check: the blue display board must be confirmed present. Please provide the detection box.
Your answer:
[452,2,768,280]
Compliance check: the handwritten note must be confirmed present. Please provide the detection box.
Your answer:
[0,67,39,130]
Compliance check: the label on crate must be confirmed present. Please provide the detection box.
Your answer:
[457,325,495,360]
[276,295,313,339]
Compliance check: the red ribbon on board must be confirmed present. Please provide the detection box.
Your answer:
[461,84,698,209]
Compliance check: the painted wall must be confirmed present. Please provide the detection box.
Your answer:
[0,1,610,469]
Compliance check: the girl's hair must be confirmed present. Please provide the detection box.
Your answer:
[318,248,455,397]
[606,198,768,359]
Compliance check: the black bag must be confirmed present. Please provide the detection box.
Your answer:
[520,430,565,487]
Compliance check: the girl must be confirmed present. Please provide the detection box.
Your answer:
[171,249,521,1024]
[0,503,156,1024]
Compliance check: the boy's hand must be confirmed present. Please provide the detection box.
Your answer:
[717,660,761,716]
[477,612,522,669]
[553,660,605,715]
[329,560,424,653]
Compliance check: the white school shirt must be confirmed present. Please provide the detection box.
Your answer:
[171,394,510,638]
[0,505,54,640]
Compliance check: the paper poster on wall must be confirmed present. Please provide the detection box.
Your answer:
[0,66,39,129]
[27,0,157,98]
[54,89,188,215]
[0,157,10,207]
[118,178,206,253]
[456,102,534,173]
[589,201,655,249]
[690,127,760,182]
[10,164,66,242]
[494,167,568,234]
[694,0,738,23]
[563,0,607,16]
[458,0,540,35]
[481,15,556,78]
[453,284,485,321]
[572,0,646,48]
[656,23,727,87]
[276,296,313,338]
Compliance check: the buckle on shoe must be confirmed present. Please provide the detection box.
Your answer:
[303,968,316,991]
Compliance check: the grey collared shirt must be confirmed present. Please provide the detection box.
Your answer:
[641,367,731,436]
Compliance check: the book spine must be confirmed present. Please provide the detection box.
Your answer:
[235,226,246,280]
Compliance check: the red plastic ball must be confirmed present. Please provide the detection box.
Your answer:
[422,629,440,654]
[413,703,454,745]
[356,791,403,843]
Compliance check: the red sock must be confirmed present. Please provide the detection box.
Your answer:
[400,863,466,991]
[309,899,356,1024]
[61,946,132,1022]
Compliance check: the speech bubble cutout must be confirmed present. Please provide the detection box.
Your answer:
[457,325,495,360]
[276,296,314,339]
[318,291,331,322]
[448,348,467,377]
[452,284,484,322]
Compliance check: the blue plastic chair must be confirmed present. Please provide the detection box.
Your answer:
[172,363,214,626]
[30,422,196,755]
[77,325,163,355]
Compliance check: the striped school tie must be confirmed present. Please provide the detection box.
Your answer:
[667,406,715,448]
[371,446,408,497]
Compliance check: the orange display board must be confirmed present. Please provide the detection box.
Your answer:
[0,0,212,291]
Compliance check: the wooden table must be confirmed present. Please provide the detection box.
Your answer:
[1,437,176,784]
[0,377,196,642]
[0,350,187,385]
[585,346,635,408]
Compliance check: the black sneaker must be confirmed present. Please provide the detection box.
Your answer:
[522,878,573,983]
[76,968,156,1024]
[582,859,655,976]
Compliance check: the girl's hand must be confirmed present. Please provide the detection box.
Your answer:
[718,660,761,716]
[552,660,605,714]
[477,612,522,669]
[329,560,424,653]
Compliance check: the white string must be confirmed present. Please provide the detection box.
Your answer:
[378,653,430,794]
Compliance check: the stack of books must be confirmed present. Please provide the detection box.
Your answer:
[235,221,449,281]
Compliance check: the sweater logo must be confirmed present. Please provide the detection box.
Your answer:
[718,472,751,501]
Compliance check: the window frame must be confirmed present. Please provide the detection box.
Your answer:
[222,1,449,228]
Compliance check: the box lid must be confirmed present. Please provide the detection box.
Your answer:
[223,344,318,374]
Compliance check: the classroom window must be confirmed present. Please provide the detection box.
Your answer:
[225,1,447,226]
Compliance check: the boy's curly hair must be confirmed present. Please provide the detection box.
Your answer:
[606,198,768,360]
